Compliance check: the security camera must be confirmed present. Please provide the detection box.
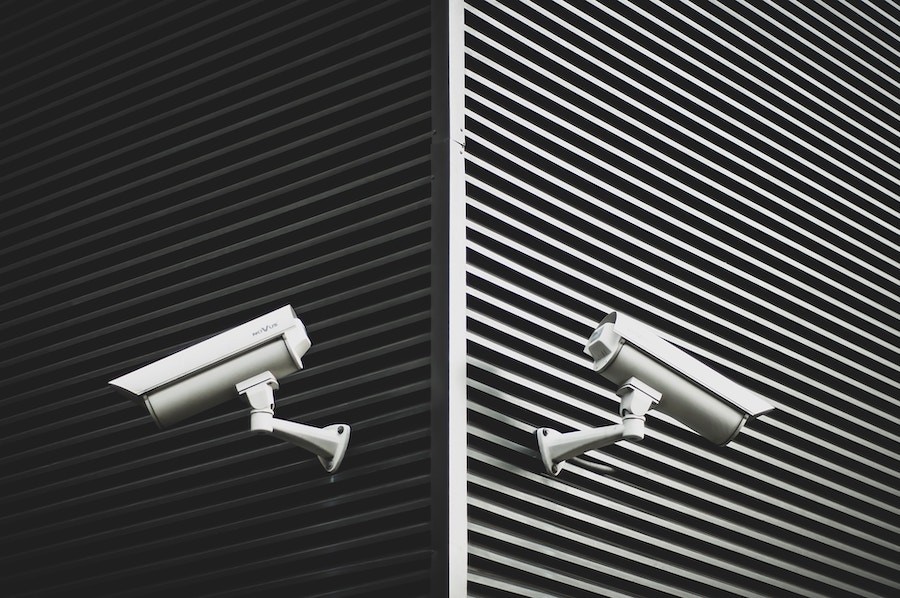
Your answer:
[537,311,774,475]
[109,305,350,473]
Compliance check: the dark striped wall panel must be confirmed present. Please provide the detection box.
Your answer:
[462,1,900,596]
[0,1,434,596]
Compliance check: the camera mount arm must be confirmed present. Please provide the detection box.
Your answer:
[237,372,350,473]
[536,377,661,476]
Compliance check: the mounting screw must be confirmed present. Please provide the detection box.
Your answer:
[337,426,345,434]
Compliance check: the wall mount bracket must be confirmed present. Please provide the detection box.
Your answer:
[237,371,350,473]
[536,377,661,476]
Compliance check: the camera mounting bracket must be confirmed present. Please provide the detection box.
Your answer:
[237,371,350,473]
[536,377,661,476]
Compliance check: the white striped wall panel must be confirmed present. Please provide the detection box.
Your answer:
[461,1,900,596]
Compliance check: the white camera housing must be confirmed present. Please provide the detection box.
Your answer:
[538,311,774,475]
[585,311,773,444]
[109,305,349,473]
[110,305,311,428]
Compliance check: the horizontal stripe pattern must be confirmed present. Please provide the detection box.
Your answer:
[0,1,434,596]
[463,0,900,596]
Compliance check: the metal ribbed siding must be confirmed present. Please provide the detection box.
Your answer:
[462,1,900,596]
[0,1,433,596]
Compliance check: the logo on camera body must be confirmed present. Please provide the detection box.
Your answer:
[252,322,279,336]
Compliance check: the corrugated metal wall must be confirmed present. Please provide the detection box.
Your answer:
[461,1,900,596]
[0,1,435,596]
